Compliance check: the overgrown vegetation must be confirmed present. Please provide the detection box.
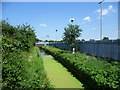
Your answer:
[42,46,120,89]
[2,20,52,89]
[19,47,52,88]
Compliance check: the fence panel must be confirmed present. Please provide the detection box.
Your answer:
[47,40,120,61]
[79,40,120,61]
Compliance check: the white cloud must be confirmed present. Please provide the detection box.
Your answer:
[108,5,113,10]
[96,9,109,16]
[39,24,47,27]
[82,16,91,24]
[102,9,109,15]
[83,16,91,22]
[96,5,116,17]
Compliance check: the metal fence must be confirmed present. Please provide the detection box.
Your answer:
[48,42,72,50]
[48,40,120,61]
[79,40,120,61]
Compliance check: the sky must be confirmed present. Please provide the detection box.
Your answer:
[2,2,118,41]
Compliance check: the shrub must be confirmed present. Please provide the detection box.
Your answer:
[42,46,120,89]
[2,20,52,89]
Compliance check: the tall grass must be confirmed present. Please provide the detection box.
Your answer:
[20,47,53,88]
[2,46,52,89]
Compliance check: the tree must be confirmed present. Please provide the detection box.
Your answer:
[16,23,36,51]
[45,40,48,42]
[90,39,95,41]
[63,24,82,53]
[81,39,85,41]
[76,39,81,42]
[49,40,55,42]
[36,38,42,42]
[2,20,37,51]
[103,37,109,40]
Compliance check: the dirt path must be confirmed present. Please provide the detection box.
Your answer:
[42,55,84,88]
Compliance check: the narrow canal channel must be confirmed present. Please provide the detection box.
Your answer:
[40,51,84,88]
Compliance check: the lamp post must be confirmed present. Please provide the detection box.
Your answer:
[69,18,75,54]
[118,1,120,39]
[69,18,74,23]
[56,30,58,42]
[46,35,49,44]
[99,0,104,40]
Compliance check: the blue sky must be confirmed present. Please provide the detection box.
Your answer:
[2,2,118,41]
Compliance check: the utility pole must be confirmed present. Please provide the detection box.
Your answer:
[118,1,120,39]
[46,35,49,44]
[56,30,58,42]
[70,18,75,54]
[99,0,104,40]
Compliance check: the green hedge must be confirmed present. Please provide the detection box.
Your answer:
[42,46,120,89]
[2,20,52,89]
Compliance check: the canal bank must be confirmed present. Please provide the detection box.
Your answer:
[40,51,84,88]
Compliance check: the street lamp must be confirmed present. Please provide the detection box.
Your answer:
[55,30,58,42]
[46,35,49,43]
[118,1,120,39]
[99,0,105,40]
[69,18,75,54]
